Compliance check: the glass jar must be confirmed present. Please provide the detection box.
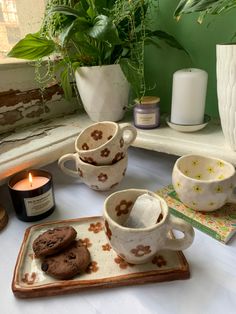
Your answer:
[134,96,160,129]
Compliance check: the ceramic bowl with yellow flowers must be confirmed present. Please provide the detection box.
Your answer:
[172,155,236,212]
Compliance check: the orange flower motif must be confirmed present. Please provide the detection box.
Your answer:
[120,137,124,148]
[78,238,92,248]
[114,255,134,269]
[82,143,89,150]
[91,130,103,141]
[102,243,112,251]
[86,261,99,273]
[112,152,124,164]
[152,255,167,267]
[98,173,108,182]
[88,222,103,233]
[104,220,112,240]
[22,272,37,285]
[115,200,133,216]
[130,245,151,257]
[101,148,110,157]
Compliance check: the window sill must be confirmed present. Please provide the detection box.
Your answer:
[0,111,233,185]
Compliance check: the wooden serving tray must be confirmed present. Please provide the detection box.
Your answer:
[12,216,190,298]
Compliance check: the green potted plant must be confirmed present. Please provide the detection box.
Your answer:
[174,0,236,151]
[8,0,184,122]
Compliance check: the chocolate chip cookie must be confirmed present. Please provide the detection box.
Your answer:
[41,240,91,280]
[33,226,77,258]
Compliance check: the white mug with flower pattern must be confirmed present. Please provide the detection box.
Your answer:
[103,189,194,264]
[172,154,236,212]
[75,121,137,165]
[58,153,127,191]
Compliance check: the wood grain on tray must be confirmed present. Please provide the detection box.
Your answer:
[12,216,190,298]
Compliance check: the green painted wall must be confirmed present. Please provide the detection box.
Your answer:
[145,0,236,118]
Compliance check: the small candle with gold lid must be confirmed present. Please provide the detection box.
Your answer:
[134,96,160,129]
[8,169,55,222]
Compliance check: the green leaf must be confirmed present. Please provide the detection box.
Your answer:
[149,30,187,53]
[60,68,72,100]
[59,17,91,46]
[71,62,81,72]
[87,15,121,44]
[175,0,216,16]
[48,5,80,17]
[8,33,56,60]
[174,0,236,18]
[119,58,142,98]
[86,0,97,18]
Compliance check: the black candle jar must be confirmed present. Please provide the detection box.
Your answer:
[8,169,55,222]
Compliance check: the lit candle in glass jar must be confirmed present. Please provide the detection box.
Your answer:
[8,169,55,222]
[13,173,49,191]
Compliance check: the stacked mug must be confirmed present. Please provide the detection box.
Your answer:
[58,121,137,191]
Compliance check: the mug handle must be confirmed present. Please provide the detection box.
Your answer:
[163,216,195,251]
[120,123,137,147]
[58,153,82,179]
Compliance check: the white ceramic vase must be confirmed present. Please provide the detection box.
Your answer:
[217,44,236,150]
[75,64,130,122]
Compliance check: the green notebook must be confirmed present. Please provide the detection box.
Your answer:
[156,184,236,244]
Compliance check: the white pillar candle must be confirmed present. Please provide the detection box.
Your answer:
[170,68,208,125]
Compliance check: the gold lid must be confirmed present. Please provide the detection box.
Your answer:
[135,96,160,105]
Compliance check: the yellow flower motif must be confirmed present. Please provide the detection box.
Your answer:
[191,201,197,206]
[208,201,215,206]
[184,169,189,175]
[207,167,215,174]
[215,185,223,193]
[192,160,199,166]
[218,174,224,180]
[175,182,181,188]
[195,174,202,179]
[193,185,202,193]
[217,161,225,168]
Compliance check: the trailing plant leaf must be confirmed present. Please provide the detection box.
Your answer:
[7,33,56,60]
[119,58,142,98]
[60,67,73,100]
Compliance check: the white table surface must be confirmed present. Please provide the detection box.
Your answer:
[1,147,236,314]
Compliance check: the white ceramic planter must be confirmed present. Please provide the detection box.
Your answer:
[217,44,236,151]
[75,64,130,122]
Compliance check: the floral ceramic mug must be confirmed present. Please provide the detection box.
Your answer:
[103,189,194,264]
[75,121,137,165]
[172,154,236,212]
[58,153,127,191]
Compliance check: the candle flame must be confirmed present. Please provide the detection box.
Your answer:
[29,173,33,187]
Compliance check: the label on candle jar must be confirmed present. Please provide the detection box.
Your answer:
[24,189,54,217]
[135,113,156,126]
